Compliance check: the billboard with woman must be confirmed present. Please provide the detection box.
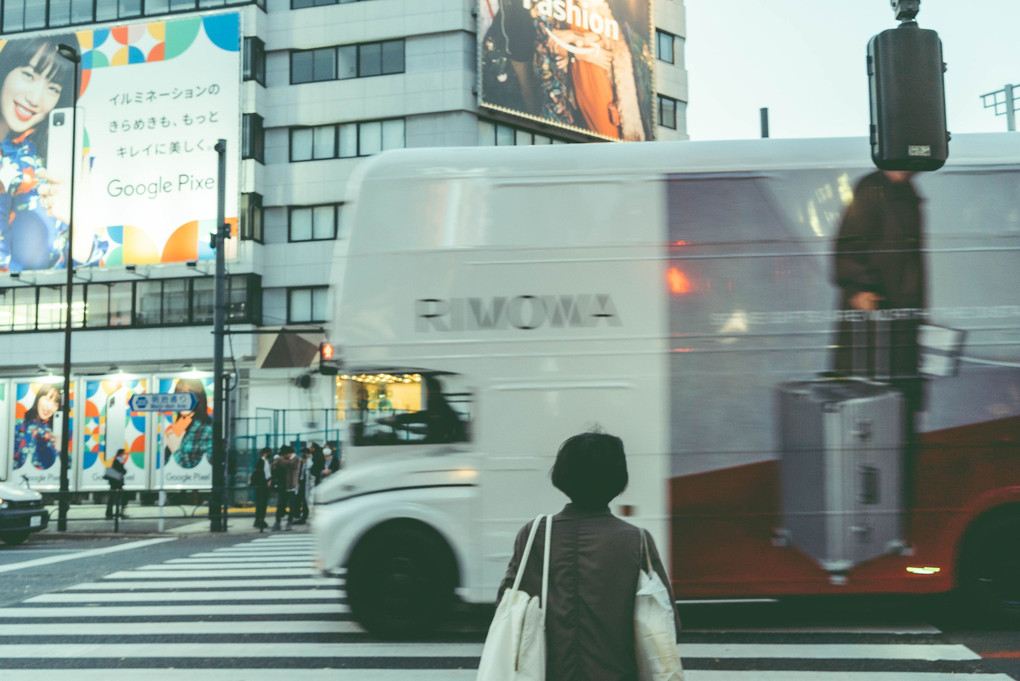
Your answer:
[156,374,214,489]
[0,12,240,274]
[478,0,654,141]
[12,379,71,489]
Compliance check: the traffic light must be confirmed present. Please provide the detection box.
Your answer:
[318,342,340,375]
[868,10,949,171]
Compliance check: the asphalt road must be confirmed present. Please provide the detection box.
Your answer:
[0,533,1016,680]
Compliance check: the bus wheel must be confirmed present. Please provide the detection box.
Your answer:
[346,523,456,637]
[958,512,1020,623]
[0,531,31,546]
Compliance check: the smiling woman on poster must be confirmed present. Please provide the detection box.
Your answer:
[163,378,213,469]
[14,384,62,471]
[0,34,80,272]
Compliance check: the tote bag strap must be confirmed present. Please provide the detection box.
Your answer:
[541,514,552,613]
[640,529,653,573]
[510,514,545,597]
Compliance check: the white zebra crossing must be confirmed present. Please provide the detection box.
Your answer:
[0,533,1010,681]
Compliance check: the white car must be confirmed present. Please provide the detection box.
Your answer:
[0,481,50,546]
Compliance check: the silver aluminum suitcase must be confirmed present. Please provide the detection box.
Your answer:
[776,378,906,573]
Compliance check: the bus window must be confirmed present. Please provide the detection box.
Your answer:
[338,371,472,446]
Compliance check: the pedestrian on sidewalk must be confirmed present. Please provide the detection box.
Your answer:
[250,447,273,531]
[271,445,301,531]
[104,449,129,519]
[294,447,311,525]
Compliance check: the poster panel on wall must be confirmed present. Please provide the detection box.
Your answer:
[478,0,655,142]
[155,374,214,489]
[12,378,72,490]
[0,382,8,481]
[0,13,240,273]
[80,377,147,491]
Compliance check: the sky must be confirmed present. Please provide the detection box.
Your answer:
[683,0,1020,140]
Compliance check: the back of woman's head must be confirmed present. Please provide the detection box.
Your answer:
[551,430,628,509]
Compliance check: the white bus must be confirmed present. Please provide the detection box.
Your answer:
[312,135,1020,635]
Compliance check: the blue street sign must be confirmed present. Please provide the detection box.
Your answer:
[128,392,198,412]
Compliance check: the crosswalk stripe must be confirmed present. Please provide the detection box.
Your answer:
[0,673,1008,681]
[132,562,313,569]
[0,621,365,635]
[163,557,312,563]
[682,625,942,635]
[0,642,482,657]
[0,671,482,681]
[0,603,349,617]
[104,569,314,578]
[0,641,984,661]
[675,643,981,661]
[688,675,1015,681]
[26,590,339,603]
[66,578,343,590]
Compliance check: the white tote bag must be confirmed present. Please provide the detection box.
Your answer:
[476,514,552,681]
[635,530,684,681]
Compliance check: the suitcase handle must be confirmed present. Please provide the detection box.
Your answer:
[852,318,891,380]
[857,465,880,505]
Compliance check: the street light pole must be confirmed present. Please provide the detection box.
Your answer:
[55,43,80,532]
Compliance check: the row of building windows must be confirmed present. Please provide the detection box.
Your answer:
[0,0,261,33]
[289,118,404,161]
[291,39,403,84]
[479,121,572,146]
[0,274,261,333]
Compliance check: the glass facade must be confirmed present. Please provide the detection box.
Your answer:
[0,274,261,332]
[0,0,261,33]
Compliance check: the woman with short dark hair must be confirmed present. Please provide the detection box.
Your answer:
[497,430,681,681]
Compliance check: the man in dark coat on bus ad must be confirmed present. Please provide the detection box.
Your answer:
[832,168,927,523]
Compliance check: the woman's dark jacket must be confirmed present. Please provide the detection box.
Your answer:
[498,504,681,681]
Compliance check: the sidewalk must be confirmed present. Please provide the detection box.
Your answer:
[33,503,311,540]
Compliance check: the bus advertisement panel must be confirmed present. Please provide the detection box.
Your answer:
[478,0,655,142]
[0,13,240,273]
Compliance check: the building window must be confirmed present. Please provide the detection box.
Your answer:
[243,113,265,163]
[287,286,328,324]
[290,40,404,84]
[241,192,265,243]
[656,30,678,64]
[289,204,340,242]
[658,95,678,130]
[244,37,266,86]
[291,0,370,9]
[290,118,404,161]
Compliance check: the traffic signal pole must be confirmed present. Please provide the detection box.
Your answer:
[210,139,228,532]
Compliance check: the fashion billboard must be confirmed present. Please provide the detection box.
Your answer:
[0,13,240,273]
[478,0,655,141]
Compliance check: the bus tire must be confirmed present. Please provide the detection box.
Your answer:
[957,510,1020,623]
[345,522,457,637]
[0,531,31,546]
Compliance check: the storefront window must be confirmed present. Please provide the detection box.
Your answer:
[339,371,472,446]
